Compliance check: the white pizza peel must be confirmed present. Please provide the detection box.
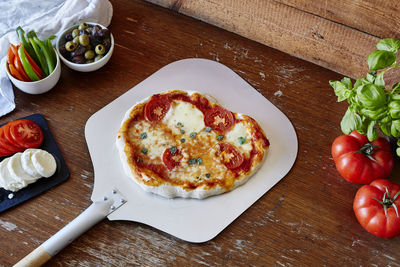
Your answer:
[14,59,297,266]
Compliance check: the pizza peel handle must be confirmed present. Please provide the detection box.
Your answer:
[13,189,126,267]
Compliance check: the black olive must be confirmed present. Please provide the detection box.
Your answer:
[91,25,101,36]
[65,33,73,41]
[71,45,87,57]
[99,29,110,39]
[89,35,101,47]
[103,39,111,51]
[71,55,85,64]
[59,45,69,58]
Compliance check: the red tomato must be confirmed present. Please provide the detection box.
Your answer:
[8,119,44,149]
[162,147,182,171]
[219,143,244,169]
[204,106,234,133]
[353,179,400,238]
[0,126,22,154]
[331,131,393,184]
[144,94,171,122]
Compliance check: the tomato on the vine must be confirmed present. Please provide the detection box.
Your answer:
[331,131,393,184]
[354,179,400,238]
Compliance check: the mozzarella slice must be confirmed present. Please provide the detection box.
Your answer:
[224,121,253,156]
[8,153,36,184]
[32,150,57,178]
[21,149,42,179]
[164,100,205,134]
[0,158,28,192]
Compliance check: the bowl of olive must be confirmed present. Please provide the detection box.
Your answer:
[56,22,114,72]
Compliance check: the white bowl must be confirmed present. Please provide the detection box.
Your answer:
[56,22,114,72]
[6,52,61,94]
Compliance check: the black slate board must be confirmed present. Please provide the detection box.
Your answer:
[0,114,70,213]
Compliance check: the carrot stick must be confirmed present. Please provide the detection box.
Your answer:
[8,63,26,81]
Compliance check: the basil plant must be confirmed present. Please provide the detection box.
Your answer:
[330,38,400,156]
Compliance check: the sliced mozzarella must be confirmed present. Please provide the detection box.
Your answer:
[0,158,28,192]
[163,100,205,134]
[21,149,42,179]
[32,150,57,178]
[8,153,36,184]
[224,121,252,156]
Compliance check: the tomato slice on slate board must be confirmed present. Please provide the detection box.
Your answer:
[144,94,171,122]
[8,119,44,149]
[219,143,244,169]
[204,106,234,133]
[3,123,24,149]
[0,126,22,154]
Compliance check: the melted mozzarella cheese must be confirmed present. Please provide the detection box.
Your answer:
[129,120,174,159]
[163,100,205,134]
[225,120,252,156]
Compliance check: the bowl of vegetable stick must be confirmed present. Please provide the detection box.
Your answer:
[5,27,61,94]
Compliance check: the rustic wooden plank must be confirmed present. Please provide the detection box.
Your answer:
[276,0,400,39]
[146,0,385,79]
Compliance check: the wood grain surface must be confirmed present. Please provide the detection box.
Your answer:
[147,0,400,80]
[1,0,400,266]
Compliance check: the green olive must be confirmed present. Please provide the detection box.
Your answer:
[86,44,92,50]
[85,50,95,60]
[78,23,88,31]
[95,44,105,55]
[86,27,92,34]
[72,36,79,45]
[95,54,104,62]
[72,29,80,38]
[65,41,76,52]
[79,34,90,46]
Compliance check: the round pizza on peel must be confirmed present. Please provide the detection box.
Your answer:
[116,90,270,199]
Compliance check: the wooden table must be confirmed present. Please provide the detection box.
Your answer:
[2,0,400,266]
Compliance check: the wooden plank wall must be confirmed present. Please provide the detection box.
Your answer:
[145,0,400,80]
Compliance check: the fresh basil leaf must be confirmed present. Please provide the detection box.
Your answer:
[367,50,396,71]
[389,101,400,119]
[367,120,378,141]
[379,122,392,136]
[329,80,351,102]
[354,78,370,90]
[374,71,385,87]
[366,72,375,83]
[341,107,362,134]
[356,83,387,109]
[341,77,352,89]
[391,120,400,137]
[396,147,400,157]
[397,138,400,147]
[380,114,392,124]
[360,107,387,120]
[376,38,400,52]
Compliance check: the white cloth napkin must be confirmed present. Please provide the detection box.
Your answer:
[0,0,113,117]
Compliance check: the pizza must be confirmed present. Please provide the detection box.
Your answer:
[116,90,270,199]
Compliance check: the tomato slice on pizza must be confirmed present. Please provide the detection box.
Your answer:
[204,106,234,133]
[162,146,182,171]
[144,94,171,122]
[219,143,244,169]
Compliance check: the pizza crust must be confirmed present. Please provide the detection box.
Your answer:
[116,90,269,199]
